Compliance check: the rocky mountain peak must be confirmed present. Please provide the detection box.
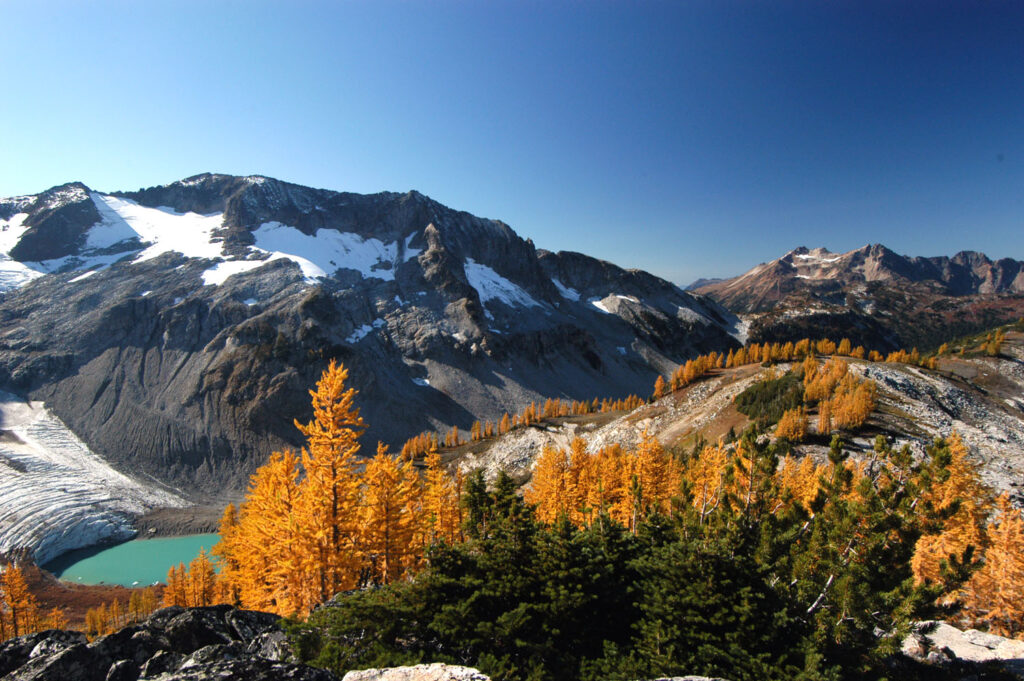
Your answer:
[7,181,101,262]
[0,173,740,536]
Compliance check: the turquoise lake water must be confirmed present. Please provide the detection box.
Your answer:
[43,533,221,586]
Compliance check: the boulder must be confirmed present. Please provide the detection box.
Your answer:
[903,621,1024,678]
[0,630,88,677]
[341,664,491,681]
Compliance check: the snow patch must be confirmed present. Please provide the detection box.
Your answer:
[68,269,98,283]
[464,258,541,309]
[617,346,627,355]
[794,253,841,263]
[243,298,258,306]
[0,213,30,253]
[551,277,580,301]
[591,298,613,314]
[201,222,421,285]
[412,377,430,387]
[201,259,268,286]
[346,318,386,343]
[40,185,88,211]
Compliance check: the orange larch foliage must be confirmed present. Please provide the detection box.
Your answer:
[0,564,39,639]
[686,442,730,525]
[653,374,666,399]
[362,442,418,584]
[962,493,1024,636]
[422,447,462,546]
[633,431,675,518]
[912,433,990,586]
[525,444,572,524]
[775,408,808,442]
[293,360,366,608]
[219,449,304,614]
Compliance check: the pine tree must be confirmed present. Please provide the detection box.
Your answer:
[216,449,303,613]
[163,563,188,607]
[46,607,67,631]
[633,431,674,517]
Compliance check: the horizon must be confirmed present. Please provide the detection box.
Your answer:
[2,169,1019,285]
[2,1,1023,284]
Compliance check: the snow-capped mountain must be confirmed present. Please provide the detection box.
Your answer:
[0,174,739,505]
[695,245,1024,350]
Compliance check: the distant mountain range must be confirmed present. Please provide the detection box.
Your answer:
[694,245,1024,350]
[0,174,740,502]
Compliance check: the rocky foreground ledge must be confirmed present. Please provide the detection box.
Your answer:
[1,605,1022,681]
[0,605,323,681]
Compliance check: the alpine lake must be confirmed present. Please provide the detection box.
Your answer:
[43,533,221,587]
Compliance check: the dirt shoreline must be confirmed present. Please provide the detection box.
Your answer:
[132,505,226,538]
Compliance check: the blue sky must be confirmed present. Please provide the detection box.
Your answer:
[2,1,1022,283]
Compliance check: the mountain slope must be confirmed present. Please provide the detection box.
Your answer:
[695,245,1024,350]
[455,330,1024,503]
[0,174,739,505]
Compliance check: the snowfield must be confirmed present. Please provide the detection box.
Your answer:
[465,259,542,309]
[1,194,427,292]
[0,392,186,566]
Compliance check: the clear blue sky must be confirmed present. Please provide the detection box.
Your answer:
[2,1,1022,283]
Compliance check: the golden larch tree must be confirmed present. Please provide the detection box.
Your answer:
[361,442,418,585]
[962,493,1024,636]
[912,433,990,586]
[294,360,366,607]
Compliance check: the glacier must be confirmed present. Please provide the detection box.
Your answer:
[0,392,186,567]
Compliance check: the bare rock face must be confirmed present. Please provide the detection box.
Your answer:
[0,606,336,681]
[341,664,490,681]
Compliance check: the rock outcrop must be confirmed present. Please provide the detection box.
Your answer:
[0,605,334,681]
[342,664,490,681]
[902,621,1024,678]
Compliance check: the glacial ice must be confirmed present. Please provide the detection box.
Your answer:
[0,393,185,566]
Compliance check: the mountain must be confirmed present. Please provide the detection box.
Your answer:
[0,174,739,554]
[694,245,1024,350]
